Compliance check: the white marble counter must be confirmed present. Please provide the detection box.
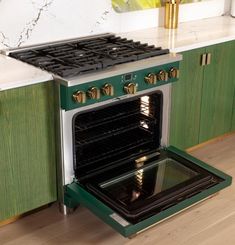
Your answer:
[0,54,52,91]
[122,16,235,52]
[1,15,235,91]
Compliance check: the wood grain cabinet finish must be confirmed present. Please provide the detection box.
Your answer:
[199,41,235,142]
[0,82,57,221]
[232,98,235,131]
[170,48,205,149]
[170,41,235,149]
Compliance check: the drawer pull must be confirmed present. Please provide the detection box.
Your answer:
[201,54,207,66]
[206,53,212,65]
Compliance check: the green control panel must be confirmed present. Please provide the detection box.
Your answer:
[60,61,180,111]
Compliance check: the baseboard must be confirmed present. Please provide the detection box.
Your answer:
[0,203,54,228]
[186,131,235,153]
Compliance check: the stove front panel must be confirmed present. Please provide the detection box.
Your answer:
[60,61,179,111]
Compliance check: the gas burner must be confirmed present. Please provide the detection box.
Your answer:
[9,34,169,78]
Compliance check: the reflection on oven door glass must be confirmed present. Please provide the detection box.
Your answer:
[100,158,198,206]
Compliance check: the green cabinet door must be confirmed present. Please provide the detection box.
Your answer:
[199,41,235,142]
[232,96,235,131]
[0,82,57,221]
[170,48,205,149]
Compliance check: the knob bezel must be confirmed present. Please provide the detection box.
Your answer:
[169,67,180,79]
[72,91,86,104]
[157,70,168,82]
[145,73,157,84]
[124,83,138,94]
[101,83,114,96]
[87,87,101,99]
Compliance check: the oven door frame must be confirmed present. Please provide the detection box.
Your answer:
[64,146,232,237]
[58,84,172,187]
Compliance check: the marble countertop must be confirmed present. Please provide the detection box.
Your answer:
[122,16,235,52]
[1,15,235,91]
[0,54,53,91]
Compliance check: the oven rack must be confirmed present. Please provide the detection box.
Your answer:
[76,142,154,180]
[75,114,156,146]
[74,100,156,130]
[73,92,162,181]
[75,128,155,169]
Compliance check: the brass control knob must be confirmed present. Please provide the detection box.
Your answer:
[144,73,157,84]
[101,83,114,96]
[124,83,138,94]
[72,90,86,103]
[169,67,180,79]
[87,87,100,99]
[157,70,168,81]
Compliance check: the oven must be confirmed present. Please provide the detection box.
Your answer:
[7,34,232,237]
[59,83,231,237]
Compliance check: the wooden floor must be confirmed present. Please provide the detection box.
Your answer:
[0,134,235,245]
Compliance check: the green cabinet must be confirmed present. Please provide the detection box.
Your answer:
[232,97,235,131]
[170,41,235,149]
[199,41,235,142]
[0,82,57,221]
[170,48,204,149]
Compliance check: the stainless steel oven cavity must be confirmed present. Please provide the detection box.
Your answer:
[7,33,232,238]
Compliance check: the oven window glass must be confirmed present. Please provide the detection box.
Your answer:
[99,158,199,206]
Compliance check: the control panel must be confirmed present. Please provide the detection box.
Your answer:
[60,62,180,110]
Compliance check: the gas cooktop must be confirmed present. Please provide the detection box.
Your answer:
[9,34,169,78]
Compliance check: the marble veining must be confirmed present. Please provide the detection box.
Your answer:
[0,0,229,49]
[122,16,235,52]
[90,10,111,34]
[16,0,54,47]
[0,15,235,91]
[0,0,118,49]
[0,31,10,48]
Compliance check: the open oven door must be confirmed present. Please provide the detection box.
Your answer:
[64,146,232,238]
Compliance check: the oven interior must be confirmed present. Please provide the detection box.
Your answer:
[72,92,223,224]
[73,92,163,182]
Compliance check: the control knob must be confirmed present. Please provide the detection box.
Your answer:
[157,70,168,81]
[124,83,138,94]
[144,73,157,84]
[169,67,180,79]
[101,83,114,96]
[87,87,100,99]
[72,91,86,104]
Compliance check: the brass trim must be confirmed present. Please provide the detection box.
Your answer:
[101,83,114,96]
[164,1,179,29]
[201,54,207,66]
[72,90,86,103]
[135,194,216,236]
[144,73,157,84]
[169,67,180,79]
[206,53,212,65]
[157,70,168,81]
[124,83,138,94]
[87,87,101,99]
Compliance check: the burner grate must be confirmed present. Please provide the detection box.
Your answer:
[10,34,169,78]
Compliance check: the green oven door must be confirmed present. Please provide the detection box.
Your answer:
[64,146,232,237]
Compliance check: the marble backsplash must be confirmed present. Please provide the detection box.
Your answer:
[0,0,231,49]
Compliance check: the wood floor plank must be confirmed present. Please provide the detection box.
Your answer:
[0,134,235,245]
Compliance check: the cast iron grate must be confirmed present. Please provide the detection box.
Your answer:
[9,34,169,78]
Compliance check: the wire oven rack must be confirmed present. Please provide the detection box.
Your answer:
[73,93,162,181]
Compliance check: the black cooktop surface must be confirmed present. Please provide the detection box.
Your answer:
[9,34,169,78]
